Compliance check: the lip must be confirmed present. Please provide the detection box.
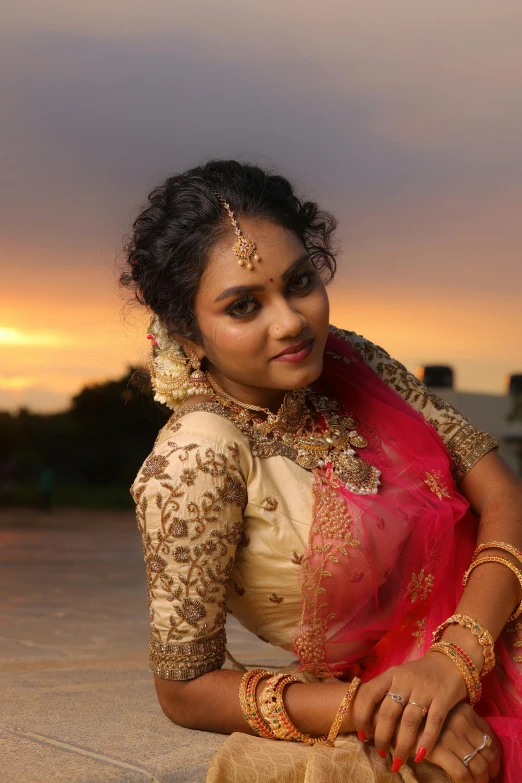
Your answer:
[272,338,314,362]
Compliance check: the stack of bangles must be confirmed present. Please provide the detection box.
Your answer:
[238,668,362,746]
[239,541,520,740]
[426,539,522,706]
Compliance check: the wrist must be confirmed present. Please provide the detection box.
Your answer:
[338,682,360,734]
[440,625,485,671]
[425,649,469,702]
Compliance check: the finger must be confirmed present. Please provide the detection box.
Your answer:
[352,672,394,742]
[468,715,502,779]
[391,701,429,771]
[425,743,474,783]
[441,729,491,783]
[467,726,501,781]
[373,694,410,760]
[415,696,450,758]
[351,682,386,742]
[465,752,492,783]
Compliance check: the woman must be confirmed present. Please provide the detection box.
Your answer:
[121,159,522,783]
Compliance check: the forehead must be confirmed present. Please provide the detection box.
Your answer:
[201,217,306,294]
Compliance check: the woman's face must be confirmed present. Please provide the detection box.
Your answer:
[185,217,330,412]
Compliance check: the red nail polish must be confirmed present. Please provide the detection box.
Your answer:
[357,730,367,742]
[377,749,387,759]
[414,747,427,763]
[391,757,404,773]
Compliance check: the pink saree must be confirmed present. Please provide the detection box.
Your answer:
[290,328,522,781]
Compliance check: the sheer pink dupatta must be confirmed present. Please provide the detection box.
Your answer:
[291,328,522,781]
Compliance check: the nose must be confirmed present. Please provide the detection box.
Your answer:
[269,299,307,340]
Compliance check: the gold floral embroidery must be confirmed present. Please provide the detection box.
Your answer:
[139,454,171,483]
[406,569,434,603]
[412,617,427,647]
[329,325,499,482]
[262,497,279,512]
[293,471,361,678]
[159,384,380,495]
[424,471,451,499]
[268,593,284,603]
[132,430,247,679]
[445,425,500,482]
[324,350,351,367]
[230,580,245,596]
[149,629,226,680]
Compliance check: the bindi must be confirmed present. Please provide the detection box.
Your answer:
[268,278,274,283]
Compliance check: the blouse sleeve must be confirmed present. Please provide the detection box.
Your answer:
[130,417,248,680]
[337,327,500,483]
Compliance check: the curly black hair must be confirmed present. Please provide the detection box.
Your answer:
[120,158,340,343]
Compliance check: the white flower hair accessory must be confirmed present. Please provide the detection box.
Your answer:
[146,313,199,410]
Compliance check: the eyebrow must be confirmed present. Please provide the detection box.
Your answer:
[214,253,311,303]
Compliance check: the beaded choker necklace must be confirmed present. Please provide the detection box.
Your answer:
[205,373,381,496]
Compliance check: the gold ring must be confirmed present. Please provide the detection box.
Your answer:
[407,701,428,718]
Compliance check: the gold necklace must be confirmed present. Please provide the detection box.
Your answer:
[205,372,308,435]
[205,372,381,496]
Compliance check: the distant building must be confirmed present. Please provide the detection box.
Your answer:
[420,366,522,476]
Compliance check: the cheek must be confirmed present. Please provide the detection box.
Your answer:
[209,318,263,359]
[306,284,330,319]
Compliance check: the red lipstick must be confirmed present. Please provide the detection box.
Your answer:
[272,338,314,363]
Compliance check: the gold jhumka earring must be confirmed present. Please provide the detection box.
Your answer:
[184,349,214,397]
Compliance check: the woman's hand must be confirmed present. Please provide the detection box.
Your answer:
[352,652,469,769]
[420,703,502,783]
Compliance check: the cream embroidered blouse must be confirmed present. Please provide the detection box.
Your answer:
[130,327,499,681]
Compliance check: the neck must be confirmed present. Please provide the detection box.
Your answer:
[206,371,291,414]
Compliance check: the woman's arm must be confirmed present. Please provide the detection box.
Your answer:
[439,450,522,667]
[154,669,357,736]
[355,450,522,770]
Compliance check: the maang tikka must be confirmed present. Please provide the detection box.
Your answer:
[209,186,261,271]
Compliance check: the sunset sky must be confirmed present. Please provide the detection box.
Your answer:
[1,1,521,412]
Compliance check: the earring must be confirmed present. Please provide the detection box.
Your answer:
[185,349,214,398]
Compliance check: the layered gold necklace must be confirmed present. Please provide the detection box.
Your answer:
[205,373,381,496]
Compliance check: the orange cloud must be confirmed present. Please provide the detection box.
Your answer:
[0,326,75,347]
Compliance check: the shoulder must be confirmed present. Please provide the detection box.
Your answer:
[328,324,392,364]
[327,324,499,482]
[130,403,252,503]
[154,402,251,452]
[148,399,250,457]
[328,323,427,400]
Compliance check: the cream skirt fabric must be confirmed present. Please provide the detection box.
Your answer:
[206,732,453,783]
[206,662,453,783]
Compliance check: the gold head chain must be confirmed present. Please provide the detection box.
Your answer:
[209,186,261,271]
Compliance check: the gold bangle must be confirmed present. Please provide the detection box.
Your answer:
[427,642,482,706]
[259,673,329,744]
[463,556,522,622]
[472,541,522,565]
[431,614,495,676]
[239,668,277,739]
[326,677,362,747]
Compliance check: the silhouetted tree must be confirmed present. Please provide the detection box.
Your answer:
[0,367,170,504]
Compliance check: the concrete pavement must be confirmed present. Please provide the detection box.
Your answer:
[0,508,294,782]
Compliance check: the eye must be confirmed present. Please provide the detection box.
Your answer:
[226,294,259,318]
[289,268,315,292]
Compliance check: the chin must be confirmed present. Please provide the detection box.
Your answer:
[281,358,324,390]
